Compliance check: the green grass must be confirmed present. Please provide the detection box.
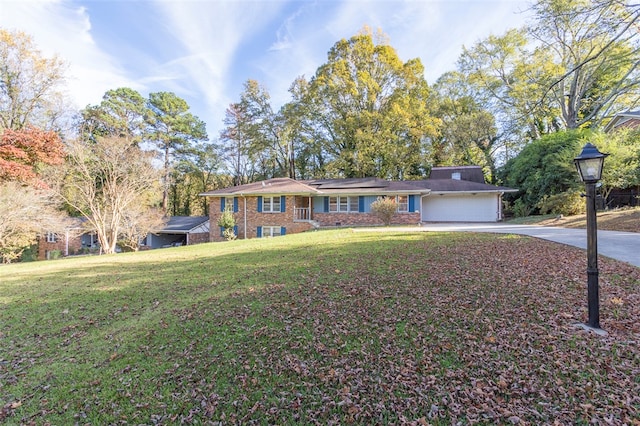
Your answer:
[1,229,639,424]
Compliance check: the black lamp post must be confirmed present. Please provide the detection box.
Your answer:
[574,143,608,330]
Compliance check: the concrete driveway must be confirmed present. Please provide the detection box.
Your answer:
[412,223,640,268]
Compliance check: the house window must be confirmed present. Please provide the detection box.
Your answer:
[262,196,281,213]
[46,232,56,243]
[328,196,359,213]
[349,197,359,212]
[396,195,408,212]
[225,197,234,210]
[260,226,283,237]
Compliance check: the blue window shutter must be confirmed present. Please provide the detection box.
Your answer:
[257,196,262,212]
[281,227,286,236]
[219,226,224,237]
[358,196,364,212]
[220,198,225,212]
[233,225,238,236]
[257,226,262,238]
[233,197,239,212]
[324,197,329,212]
[409,195,416,212]
[281,196,286,212]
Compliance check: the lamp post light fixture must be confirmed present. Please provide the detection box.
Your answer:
[574,142,608,331]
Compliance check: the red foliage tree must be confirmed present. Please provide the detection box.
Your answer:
[0,127,65,185]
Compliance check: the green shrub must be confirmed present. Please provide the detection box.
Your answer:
[217,207,237,241]
[537,191,585,216]
[222,228,237,241]
[511,199,533,218]
[370,197,397,225]
[20,244,38,262]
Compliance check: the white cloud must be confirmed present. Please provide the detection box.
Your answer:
[154,1,290,133]
[0,0,136,109]
[0,0,533,138]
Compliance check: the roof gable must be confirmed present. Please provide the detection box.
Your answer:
[604,110,640,133]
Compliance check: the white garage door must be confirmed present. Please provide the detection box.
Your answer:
[422,193,498,222]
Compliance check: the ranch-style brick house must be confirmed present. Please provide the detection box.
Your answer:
[201,166,517,242]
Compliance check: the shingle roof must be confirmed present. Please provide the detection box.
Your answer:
[303,178,426,194]
[158,216,209,233]
[199,178,320,196]
[305,177,389,189]
[408,179,517,193]
[200,176,516,197]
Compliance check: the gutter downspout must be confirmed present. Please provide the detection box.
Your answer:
[419,190,431,223]
[242,194,247,239]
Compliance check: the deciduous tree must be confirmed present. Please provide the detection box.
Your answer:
[302,29,438,179]
[458,0,640,144]
[0,29,68,131]
[0,182,67,263]
[431,72,501,180]
[0,127,65,186]
[56,136,161,254]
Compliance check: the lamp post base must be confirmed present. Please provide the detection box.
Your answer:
[572,322,608,336]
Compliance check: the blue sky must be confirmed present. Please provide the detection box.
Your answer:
[1,0,531,138]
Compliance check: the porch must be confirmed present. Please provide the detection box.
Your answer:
[294,196,313,222]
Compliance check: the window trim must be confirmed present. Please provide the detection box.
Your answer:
[260,226,283,237]
[396,195,409,213]
[262,196,282,213]
[328,196,359,213]
[46,232,56,243]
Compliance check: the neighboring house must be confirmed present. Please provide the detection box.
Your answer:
[38,218,98,260]
[603,110,640,133]
[142,216,210,249]
[200,166,517,242]
[39,216,210,259]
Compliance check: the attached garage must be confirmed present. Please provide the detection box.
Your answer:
[421,192,501,222]
[415,167,518,223]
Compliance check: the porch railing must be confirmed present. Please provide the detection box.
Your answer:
[294,207,310,221]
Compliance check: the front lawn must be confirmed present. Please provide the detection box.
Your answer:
[1,230,638,424]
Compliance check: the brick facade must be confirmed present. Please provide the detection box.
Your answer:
[38,233,83,260]
[314,211,421,227]
[209,195,315,242]
[208,195,420,241]
[188,232,211,245]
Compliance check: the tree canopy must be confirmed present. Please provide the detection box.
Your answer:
[302,30,438,179]
[499,129,591,214]
[0,29,68,131]
[0,127,65,186]
[56,136,162,254]
[458,0,640,144]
